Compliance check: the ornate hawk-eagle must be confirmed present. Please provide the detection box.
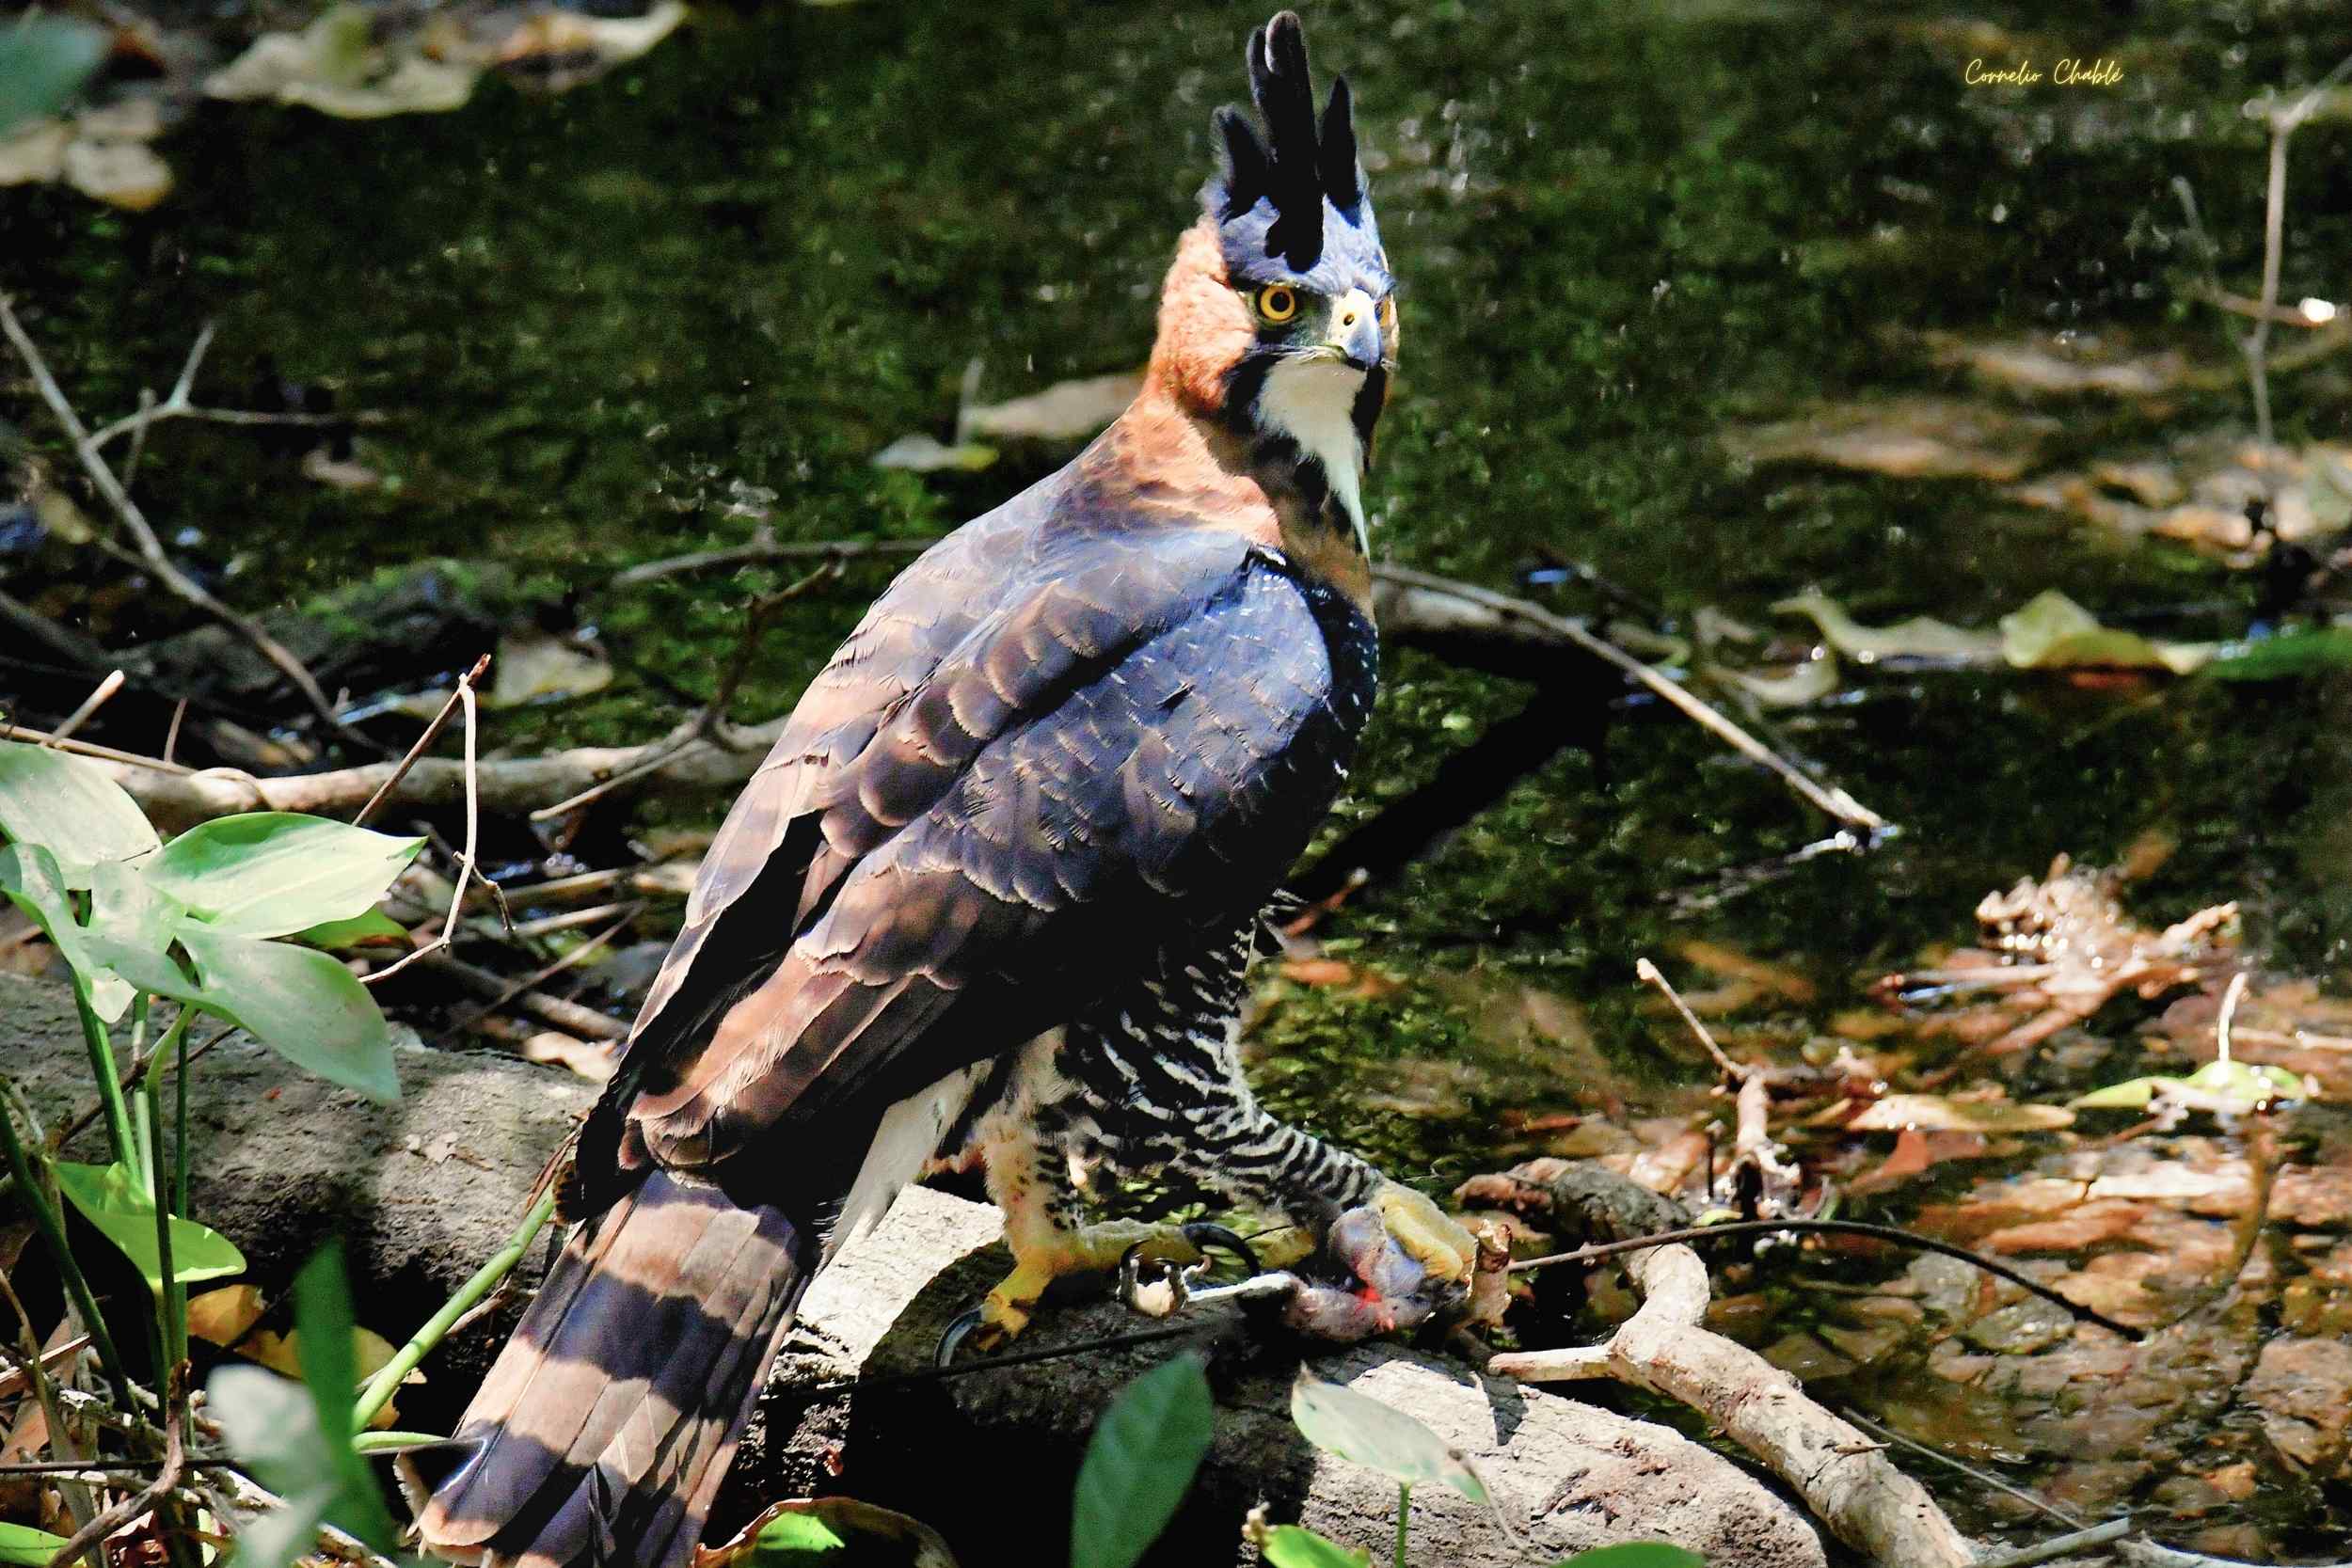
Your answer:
[418,15,1471,1564]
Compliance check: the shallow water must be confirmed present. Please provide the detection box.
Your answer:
[8,0,2352,1551]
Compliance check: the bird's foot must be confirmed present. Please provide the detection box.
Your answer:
[936,1220,1256,1365]
[1272,1188,1478,1341]
[1368,1180,1478,1285]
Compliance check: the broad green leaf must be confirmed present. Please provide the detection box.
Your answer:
[1290,1372,1487,1503]
[212,1243,400,1568]
[0,842,117,1017]
[55,1159,246,1291]
[697,1497,961,1566]
[0,1521,74,1566]
[1254,1526,1370,1568]
[0,16,107,137]
[146,814,422,938]
[289,908,409,950]
[0,739,159,879]
[81,860,186,1021]
[175,926,400,1101]
[1557,1546,1708,1568]
[1071,1355,1215,1568]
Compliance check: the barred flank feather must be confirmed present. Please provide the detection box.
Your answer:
[413,1172,810,1568]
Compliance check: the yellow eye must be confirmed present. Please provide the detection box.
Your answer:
[1255,286,1300,324]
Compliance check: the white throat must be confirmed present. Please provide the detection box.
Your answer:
[1258,358,1369,558]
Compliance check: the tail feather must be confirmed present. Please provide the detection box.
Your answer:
[414,1170,810,1568]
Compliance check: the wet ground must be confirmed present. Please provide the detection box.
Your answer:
[8,0,2352,1555]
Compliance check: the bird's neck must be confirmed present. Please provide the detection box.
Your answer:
[1095,377,1374,611]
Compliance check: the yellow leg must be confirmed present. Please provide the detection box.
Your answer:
[971,1130,1203,1348]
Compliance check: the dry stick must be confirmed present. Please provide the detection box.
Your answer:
[0,723,196,775]
[1969,1520,2134,1568]
[45,671,124,747]
[1505,1218,2143,1341]
[354,653,491,828]
[1835,1405,2082,1528]
[1635,956,1745,1080]
[2242,52,2352,506]
[607,533,928,588]
[41,1387,184,1568]
[364,665,483,985]
[81,323,380,455]
[1373,563,1888,837]
[0,295,364,747]
[160,699,187,769]
[428,906,639,1048]
[422,952,626,1041]
[527,562,834,823]
[2121,1541,2352,1568]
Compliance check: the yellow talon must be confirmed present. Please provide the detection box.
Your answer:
[1372,1182,1477,1283]
[969,1221,1204,1350]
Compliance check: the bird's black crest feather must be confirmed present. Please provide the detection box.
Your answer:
[1203,10,1369,276]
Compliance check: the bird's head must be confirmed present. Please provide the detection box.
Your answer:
[1144,11,1394,561]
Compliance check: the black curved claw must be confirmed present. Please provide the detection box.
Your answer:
[1180,1221,1262,1277]
[934,1305,986,1369]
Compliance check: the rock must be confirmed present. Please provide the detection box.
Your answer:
[2244,1335,2352,1480]
[2,975,1825,1566]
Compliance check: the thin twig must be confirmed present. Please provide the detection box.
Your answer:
[607,534,927,588]
[1636,957,1746,1081]
[42,1385,184,1568]
[2214,969,2249,1067]
[46,671,123,746]
[354,653,490,828]
[428,905,640,1047]
[1374,563,1891,838]
[365,668,481,985]
[0,295,373,748]
[1970,1519,2133,1568]
[160,698,187,769]
[1836,1406,2081,1528]
[1505,1218,2142,1340]
[0,723,196,775]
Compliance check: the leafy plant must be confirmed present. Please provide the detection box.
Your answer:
[0,738,421,1566]
[209,1243,406,1568]
[1071,1354,1216,1568]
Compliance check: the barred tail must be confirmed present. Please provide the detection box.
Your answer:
[411,1170,811,1568]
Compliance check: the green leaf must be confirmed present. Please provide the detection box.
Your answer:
[81,861,186,1022]
[212,1243,401,1568]
[54,1159,246,1291]
[2072,1059,2304,1114]
[0,841,119,1020]
[289,908,409,950]
[1555,1546,1708,1568]
[1289,1371,1487,1503]
[178,925,399,1100]
[0,15,108,137]
[694,1497,960,1567]
[145,814,423,938]
[1071,1354,1215,1568]
[0,740,159,881]
[1997,592,2214,675]
[0,1521,74,1566]
[2206,626,2352,682]
[1255,1525,1371,1568]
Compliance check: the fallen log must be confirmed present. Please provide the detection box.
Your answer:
[2,974,1830,1567]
